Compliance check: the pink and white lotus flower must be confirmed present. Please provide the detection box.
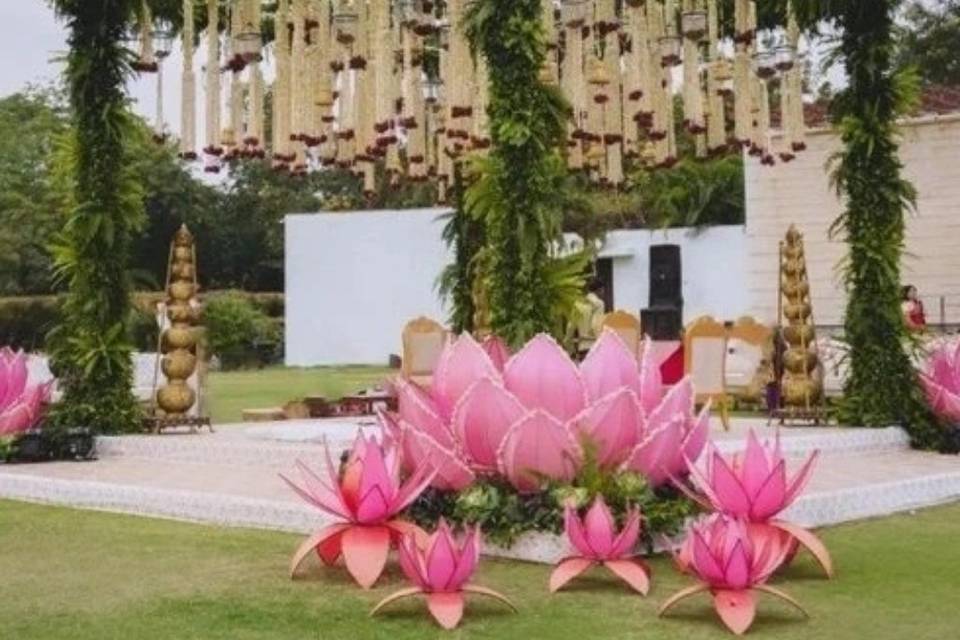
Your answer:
[0,348,51,436]
[382,331,710,493]
[281,435,435,589]
[550,496,651,594]
[681,430,833,578]
[660,514,807,635]
[372,520,516,629]
[920,340,960,423]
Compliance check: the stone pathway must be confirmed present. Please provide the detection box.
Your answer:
[1,417,959,563]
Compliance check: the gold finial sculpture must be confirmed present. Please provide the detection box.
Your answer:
[150,225,211,433]
[775,225,825,424]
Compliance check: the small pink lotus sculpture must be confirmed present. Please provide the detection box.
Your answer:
[372,520,516,629]
[383,331,709,493]
[550,496,650,594]
[281,435,435,589]
[0,348,51,437]
[920,340,960,423]
[660,514,807,635]
[682,430,833,578]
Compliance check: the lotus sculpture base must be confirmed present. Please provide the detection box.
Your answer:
[659,582,807,636]
[371,584,517,630]
[550,557,651,595]
[289,519,426,589]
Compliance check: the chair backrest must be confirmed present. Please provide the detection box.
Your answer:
[401,317,447,381]
[684,316,728,401]
[724,316,773,399]
[602,310,642,357]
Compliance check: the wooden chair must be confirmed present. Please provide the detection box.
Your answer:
[401,316,448,387]
[684,315,731,430]
[602,310,643,358]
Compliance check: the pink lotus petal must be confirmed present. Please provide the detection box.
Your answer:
[583,496,617,558]
[573,389,644,467]
[648,377,694,427]
[564,504,593,557]
[447,527,480,591]
[398,534,428,589]
[750,460,787,521]
[681,403,711,464]
[783,450,819,508]
[503,334,587,421]
[289,522,350,576]
[742,430,773,500]
[451,377,526,469]
[425,522,459,590]
[609,508,642,559]
[432,333,501,417]
[579,329,642,401]
[604,559,650,595]
[709,451,752,517]
[426,591,465,630]
[723,540,752,590]
[621,416,684,485]
[392,457,441,514]
[395,378,454,448]
[341,525,392,589]
[637,337,665,415]
[356,484,392,524]
[404,422,476,491]
[549,557,595,592]
[482,335,511,372]
[356,438,397,519]
[691,528,726,584]
[713,589,757,635]
[497,410,582,493]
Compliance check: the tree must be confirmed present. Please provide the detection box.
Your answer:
[0,88,71,295]
[895,0,960,85]
[48,0,145,434]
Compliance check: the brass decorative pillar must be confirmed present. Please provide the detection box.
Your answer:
[775,225,826,425]
[152,225,211,433]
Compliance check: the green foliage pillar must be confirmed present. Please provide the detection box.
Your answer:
[49,0,144,433]
[464,0,569,346]
[829,0,943,447]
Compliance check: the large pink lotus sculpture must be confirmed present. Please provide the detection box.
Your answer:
[372,520,516,629]
[682,430,833,578]
[660,514,807,635]
[281,435,436,589]
[382,331,709,493]
[920,340,960,423]
[550,496,650,594]
[0,348,51,437]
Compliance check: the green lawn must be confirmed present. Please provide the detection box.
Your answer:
[2,500,959,639]
[206,366,393,424]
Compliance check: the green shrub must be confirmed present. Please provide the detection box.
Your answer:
[0,291,283,355]
[202,292,281,370]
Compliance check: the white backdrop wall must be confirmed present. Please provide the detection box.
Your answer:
[285,208,452,366]
[286,209,749,366]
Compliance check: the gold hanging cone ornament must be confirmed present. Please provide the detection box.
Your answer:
[157,224,201,417]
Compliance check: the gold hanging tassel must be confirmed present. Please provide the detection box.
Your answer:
[732,0,753,146]
[682,0,706,157]
[599,0,624,186]
[784,1,806,157]
[289,0,308,171]
[315,0,336,166]
[180,0,197,159]
[705,0,728,154]
[136,1,157,73]
[561,1,587,170]
[472,54,491,153]
[245,0,264,155]
[203,0,222,170]
[273,0,293,168]
[404,20,427,180]
[222,2,242,159]
[540,0,559,85]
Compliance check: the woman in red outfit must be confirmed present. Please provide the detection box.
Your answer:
[901,284,926,333]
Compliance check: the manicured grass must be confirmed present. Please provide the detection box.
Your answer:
[2,499,959,639]
[206,366,393,424]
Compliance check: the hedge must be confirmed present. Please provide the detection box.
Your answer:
[0,291,284,359]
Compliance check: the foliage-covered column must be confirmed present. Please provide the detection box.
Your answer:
[828,0,942,447]
[464,0,569,346]
[50,0,144,433]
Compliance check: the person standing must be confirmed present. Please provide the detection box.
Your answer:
[901,284,927,333]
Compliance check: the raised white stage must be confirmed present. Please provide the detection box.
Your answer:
[1,417,959,563]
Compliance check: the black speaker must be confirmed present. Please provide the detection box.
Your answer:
[641,307,684,341]
[649,244,682,308]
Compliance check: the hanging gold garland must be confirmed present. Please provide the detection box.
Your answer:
[180,0,197,159]
[202,0,222,171]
